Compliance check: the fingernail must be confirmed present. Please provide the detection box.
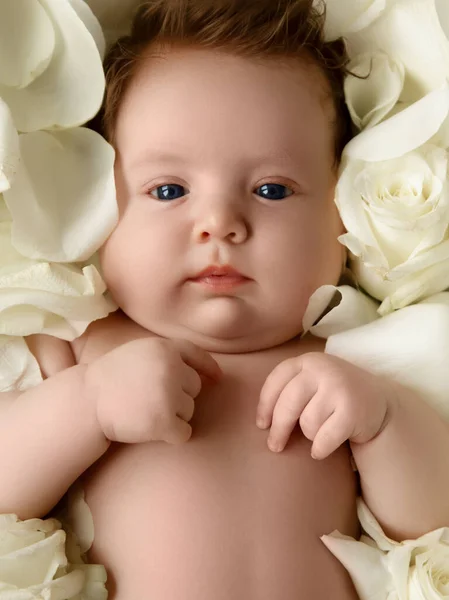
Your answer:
[268,438,282,452]
[257,416,267,429]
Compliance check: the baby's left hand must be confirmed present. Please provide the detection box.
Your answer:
[256,353,395,459]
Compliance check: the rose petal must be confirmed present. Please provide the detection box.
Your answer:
[345,0,449,104]
[344,86,449,162]
[0,336,42,393]
[0,0,55,89]
[345,52,405,130]
[320,0,387,41]
[0,98,20,193]
[0,0,105,132]
[3,128,117,262]
[321,531,392,599]
[68,0,106,60]
[302,285,379,338]
[0,217,116,343]
[436,0,449,39]
[325,301,449,422]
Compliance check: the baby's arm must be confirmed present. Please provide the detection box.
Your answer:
[0,336,110,520]
[351,385,449,541]
[258,353,449,542]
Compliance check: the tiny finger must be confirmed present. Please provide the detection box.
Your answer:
[257,357,302,428]
[311,411,352,461]
[268,372,315,452]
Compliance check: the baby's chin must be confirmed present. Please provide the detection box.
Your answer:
[131,300,305,354]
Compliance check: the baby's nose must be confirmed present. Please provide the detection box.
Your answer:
[192,207,249,244]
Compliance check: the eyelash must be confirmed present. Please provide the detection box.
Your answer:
[146,182,296,202]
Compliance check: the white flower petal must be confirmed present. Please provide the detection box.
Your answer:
[344,86,449,162]
[320,0,387,41]
[321,531,392,600]
[303,284,379,338]
[0,0,55,89]
[345,52,405,130]
[4,128,117,262]
[0,512,106,599]
[0,99,20,193]
[0,336,42,393]
[326,301,449,421]
[345,0,449,103]
[436,0,449,39]
[68,0,106,60]
[0,0,105,132]
[0,218,116,344]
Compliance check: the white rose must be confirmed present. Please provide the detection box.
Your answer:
[339,0,449,105]
[0,513,107,599]
[337,142,449,314]
[344,51,405,130]
[409,548,449,599]
[322,499,449,600]
[0,0,105,132]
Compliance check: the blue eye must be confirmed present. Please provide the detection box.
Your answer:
[256,183,293,201]
[150,184,187,201]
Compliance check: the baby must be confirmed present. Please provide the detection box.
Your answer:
[2,0,449,598]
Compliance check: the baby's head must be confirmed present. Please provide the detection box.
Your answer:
[99,0,352,353]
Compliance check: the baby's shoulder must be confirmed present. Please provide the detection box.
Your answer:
[70,310,157,365]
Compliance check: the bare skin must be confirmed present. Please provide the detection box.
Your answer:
[74,311,359,600]
[2,44,449,600]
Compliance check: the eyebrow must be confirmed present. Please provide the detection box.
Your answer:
[128,148,300,172]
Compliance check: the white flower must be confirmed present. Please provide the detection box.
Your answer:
[334,0,449,106]
[0,212,116,346]
[3,127,118,263]
[322,498,449,600]
[336,108,449,313]
[0,0,105,132]
[321,0,387,42]
[0,513,107,599]
[344,51,405,131]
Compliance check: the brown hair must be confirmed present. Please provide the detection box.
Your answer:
[100,0,354,164]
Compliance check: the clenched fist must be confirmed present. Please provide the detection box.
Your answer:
[85,337,222,444]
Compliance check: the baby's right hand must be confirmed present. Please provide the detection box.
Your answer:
[85,337,222,444]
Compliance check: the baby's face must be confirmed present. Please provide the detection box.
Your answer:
[101,46,345,352]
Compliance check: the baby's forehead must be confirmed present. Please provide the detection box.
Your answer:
[115,46,335,159]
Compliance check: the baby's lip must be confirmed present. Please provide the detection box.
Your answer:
[190,264,250,280]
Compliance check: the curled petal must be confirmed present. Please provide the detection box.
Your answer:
[4,128,117,262]
[0,0,105,132]
[0,98,19,193]
[302,284,379,338]
[344,86,449,162]
[321,530,392,600]
[0,0,55,89]
[345,52,405,130]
